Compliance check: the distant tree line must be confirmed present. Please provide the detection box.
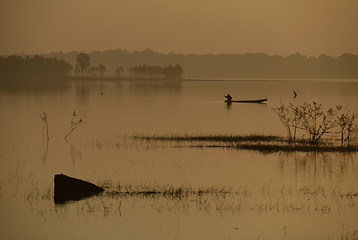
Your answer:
[45,49,358,79]
[128,64,183,79]
[72,53,183,79]
[6,49,356,79]
[0,55,72,78]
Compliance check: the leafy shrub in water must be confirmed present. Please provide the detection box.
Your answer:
[337,113,357,146]
[273,102,357,145]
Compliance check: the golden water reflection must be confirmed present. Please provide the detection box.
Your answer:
[1,79,358,239]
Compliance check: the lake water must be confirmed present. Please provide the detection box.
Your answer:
[0,79,358,240]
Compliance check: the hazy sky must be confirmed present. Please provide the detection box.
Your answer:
[1,0,358,56]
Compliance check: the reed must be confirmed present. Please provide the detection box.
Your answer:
[101,183,232,200]
[39,112,49,141]
[64,181,358,216]
[134,134,282,142]
[133,134,358,152]
[226,143,357,153]
[64,110,83,140]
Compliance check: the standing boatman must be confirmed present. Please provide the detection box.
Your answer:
[224,93,232,103]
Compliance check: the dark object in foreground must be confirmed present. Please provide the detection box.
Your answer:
[54,174,104,204]
[225,98,267,103]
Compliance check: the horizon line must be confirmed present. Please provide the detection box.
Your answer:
[1,48,358,58]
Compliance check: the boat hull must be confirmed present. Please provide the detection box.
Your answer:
[225,98,267,103]
[54,174,105,204]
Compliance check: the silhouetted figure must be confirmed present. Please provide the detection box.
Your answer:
[293,91,297,98]
[224,94,232,103]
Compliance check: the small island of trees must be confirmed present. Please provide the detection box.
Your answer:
[0,53,184,83]
[74,53,106,77]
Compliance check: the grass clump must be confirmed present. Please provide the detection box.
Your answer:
[102,183,231,200]
[134,133,281,143]
[133,134,358,152]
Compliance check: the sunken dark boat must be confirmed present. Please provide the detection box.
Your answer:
[54,174,104,204]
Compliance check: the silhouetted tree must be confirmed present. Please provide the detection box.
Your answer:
[337,113,357,146]
[76,53,90,77]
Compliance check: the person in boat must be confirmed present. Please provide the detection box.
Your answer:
[224,94,232,102]
[293,91,297,98]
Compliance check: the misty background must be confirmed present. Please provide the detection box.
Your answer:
[1,1,358,80]
[1,0,358,57]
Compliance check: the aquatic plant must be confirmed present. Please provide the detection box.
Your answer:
[298,102,342,143]
[340,225,358,240]
[272,103,300,141]
[134,134,282,143]
[39,112,49,141]
[101,182,232,200]
[337,112,357,146]
[33,181,356,218]
[273,102,358,145]
[132,134,358,152]
[64,110,83,140]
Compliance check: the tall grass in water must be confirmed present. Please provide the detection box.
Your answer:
[100,181,232,200]
[39,112,49,141]
[134,134,282,143]
[40,112,49,160]
[340,225,358,240]
[133,134,358,152]
[21,180,356,217]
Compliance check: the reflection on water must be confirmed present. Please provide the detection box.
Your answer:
[129,79,182,95]
[2,136,357,239]
[277,151,358,188]
[0,77,70,93]
[225,101,232,111]
[1,79,358,239]
[20,178,358,239]
[74,82,91,110]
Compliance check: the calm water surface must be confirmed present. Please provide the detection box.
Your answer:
[0,79,358,239]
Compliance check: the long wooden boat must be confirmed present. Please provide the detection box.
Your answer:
[225,98,267,103]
